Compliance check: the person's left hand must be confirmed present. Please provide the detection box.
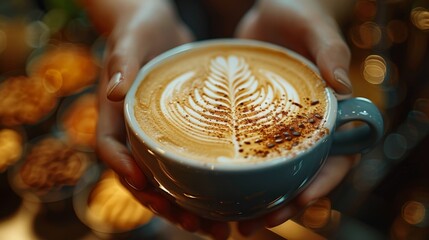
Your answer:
[81,0,232,239]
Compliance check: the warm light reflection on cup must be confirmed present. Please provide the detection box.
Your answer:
[362,55,387,84]
[411,7,429,31]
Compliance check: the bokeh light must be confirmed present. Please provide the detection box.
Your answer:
[402,200,427,225]
[354,0,377,22]
[42,8,68,34]
[77,169,154,233]
[301,198,332,229]
[362,54,387,84]
[25,20,50,48]
[27,44,98,97]
[383,133,407,160]
[0,128,24,172]
[0,75,58,126]
[411,7,429,31]
[350,21,382,49]
[59,92,98,150]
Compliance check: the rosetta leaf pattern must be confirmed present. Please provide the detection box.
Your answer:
[160,55,300,160]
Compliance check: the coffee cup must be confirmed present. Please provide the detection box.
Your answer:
[124,39,384,221]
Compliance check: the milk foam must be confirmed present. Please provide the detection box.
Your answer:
[134,45,328,164]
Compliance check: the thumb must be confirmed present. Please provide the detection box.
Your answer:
[307,21,353,95]
[105,34,147,101]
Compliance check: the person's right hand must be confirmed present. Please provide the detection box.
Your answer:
[80,1,231,239]
[234,0,356,236]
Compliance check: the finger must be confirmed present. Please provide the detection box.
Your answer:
[264,204,299,228]
[256,155,356,228]
[121,181,172,216]
[307,19,353,95]
[105,32,148,101]
[96,71,146,190]
[200,220,231,240]
[121,175,202,232]
[237,218,266,237]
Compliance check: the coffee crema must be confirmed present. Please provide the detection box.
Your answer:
[134,44,328,164]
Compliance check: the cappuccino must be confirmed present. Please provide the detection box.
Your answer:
[134,44,328,164]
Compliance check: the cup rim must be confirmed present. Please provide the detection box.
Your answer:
[124,39,337,171]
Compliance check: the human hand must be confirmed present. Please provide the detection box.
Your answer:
[235,0,356,236]
[81,0,231,239]
[236,0,353,96]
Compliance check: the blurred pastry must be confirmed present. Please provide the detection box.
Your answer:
[86,169,154,232]
[0,128,23,172]
[61,93,98,150]
[0,75,57,126]
[18,136,90,194]
[28,44,98,96]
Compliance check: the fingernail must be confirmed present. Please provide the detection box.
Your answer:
[107,72,122,98]
[333,68,353,95]
[124,176,144,191]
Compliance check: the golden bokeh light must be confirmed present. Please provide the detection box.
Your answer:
[0,128,23,172]
[362,54,387,84]
[60,93,98,150]
[402,200,426,225]
[85,169,154,232]
[27,44,98,97]
[301,198,332,229]
[411,7,429,31]
[0,75,58,126]
[350,21,382,49]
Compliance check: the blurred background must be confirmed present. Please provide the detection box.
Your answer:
[0,0,428,239]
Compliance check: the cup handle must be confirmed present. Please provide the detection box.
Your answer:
[330,97,384,155]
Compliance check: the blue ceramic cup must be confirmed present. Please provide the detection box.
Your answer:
[124,39,384,221]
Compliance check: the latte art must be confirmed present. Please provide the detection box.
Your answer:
[134,45,328,164]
